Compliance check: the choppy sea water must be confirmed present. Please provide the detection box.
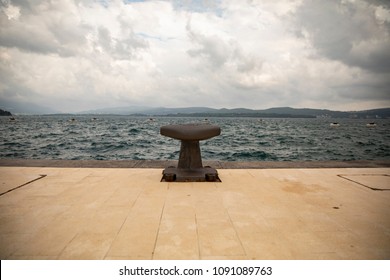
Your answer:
[1,115,389,162]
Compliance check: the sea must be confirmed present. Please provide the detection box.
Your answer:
[1,115,389,162]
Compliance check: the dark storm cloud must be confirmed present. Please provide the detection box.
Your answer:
[293,0,390,73]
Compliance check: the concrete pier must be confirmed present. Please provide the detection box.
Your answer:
[0,160,389,260]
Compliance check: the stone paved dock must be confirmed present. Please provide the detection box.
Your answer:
[0,160,389,260]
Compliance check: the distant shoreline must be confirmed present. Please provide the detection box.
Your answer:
[1,159,389,169]
[0,109,12,116]
[3,106,390,119]
[4,113,390,119]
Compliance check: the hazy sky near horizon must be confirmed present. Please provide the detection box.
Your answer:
[1,0,390,113]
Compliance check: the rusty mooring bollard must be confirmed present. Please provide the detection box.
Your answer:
[160,123,221,182]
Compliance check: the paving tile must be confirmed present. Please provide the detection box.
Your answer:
[102,187,142,207]
[163,184,195,220]
[58,232,116,260]
[153,218,198,259]
[284,231,336,259]
[8,204,95,257]
[339,174,389,190]
[11,227,78,257]
[197,218,246,258]
[312,221,390,260]
[239,231,294,259]
[0,171,43,194]
[200,255,251,260]
[128,194,166,220]
[83,206,131,234]
[0,233,33,259]
[194,198,229,221]
[0,204,68,234]
[296,212,346,232]
[0,166,389,260]
[162,203,196,220]
[8,255,59,260]
[106,216,160,259]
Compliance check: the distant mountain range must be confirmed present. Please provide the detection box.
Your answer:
[78,106,390,118]
[2,101,389,118]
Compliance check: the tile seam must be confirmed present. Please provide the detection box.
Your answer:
[0,174,47,197]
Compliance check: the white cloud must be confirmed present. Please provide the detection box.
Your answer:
[0,0,389,112]
[1,1,20,20]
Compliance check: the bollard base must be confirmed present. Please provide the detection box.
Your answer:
[161,166,221,182]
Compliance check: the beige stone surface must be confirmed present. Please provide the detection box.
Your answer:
[339,174,389,190]
[0,167,44,194]
[0,166,389,260]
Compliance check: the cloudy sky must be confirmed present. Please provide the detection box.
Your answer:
[1,0,389,113]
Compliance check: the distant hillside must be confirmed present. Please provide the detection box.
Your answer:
[168,108,317,118]
[79,106,219,115]
[142,107,221,115]
[261,107,341,116]
[0,109,12,116]
[79,106,154,115]
[356,108,390,118]
[0,99,58,115]
[76,106,390,118]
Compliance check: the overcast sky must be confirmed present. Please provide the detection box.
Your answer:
[1,0,390,113]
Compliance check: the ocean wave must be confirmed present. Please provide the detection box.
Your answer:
[1,116,389,162]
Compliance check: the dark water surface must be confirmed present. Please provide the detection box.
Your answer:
[1,115,389,162]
